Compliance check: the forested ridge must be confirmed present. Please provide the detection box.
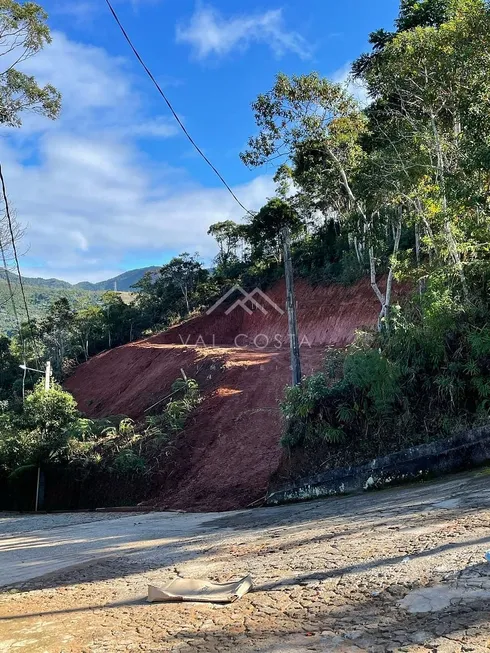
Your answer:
[0,279,101,336]
[0,267,159,335]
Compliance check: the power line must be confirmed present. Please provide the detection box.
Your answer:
[0,249,27,376]
[0,163,40,363]
[0,269,19,307]
[104,0,253,217]
[0,251,22,333]
[0,288,18,309]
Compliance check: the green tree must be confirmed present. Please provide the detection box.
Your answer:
[361,0,490,298]
[0,0,61,127]
[241,72,403,327]
[100,291,136,349]
[39,297,75,374]
[207,220,242,271]
[23,381,77,434]
[352,0,468,77]
[0,334,20,400]
[397,0,462,30]
[72,304,105,361]
[159,253,207,315]
[244,198,304,263]
[241,73,368,238]
[0,384,70,491]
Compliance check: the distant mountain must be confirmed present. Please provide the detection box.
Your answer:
[0,266,159,292]
[74,266,159,292]
[0,266,161,335]
[0,279,99,336]
[0,270,72,289]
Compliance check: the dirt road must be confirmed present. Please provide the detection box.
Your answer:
[1,472,490,652]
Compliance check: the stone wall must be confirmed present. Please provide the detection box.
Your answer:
[266,425,490,505]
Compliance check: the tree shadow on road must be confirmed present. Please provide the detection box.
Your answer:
[3,568,489,652]
[2,472,489,598]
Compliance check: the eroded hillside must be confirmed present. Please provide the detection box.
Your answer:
[65,278,385,510]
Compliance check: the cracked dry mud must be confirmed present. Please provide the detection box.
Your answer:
[1,472,490,652]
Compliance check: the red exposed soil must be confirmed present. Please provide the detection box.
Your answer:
[65,277,386,511]
[155,277,381,348]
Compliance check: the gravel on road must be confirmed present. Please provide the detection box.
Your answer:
[1,472,490,652]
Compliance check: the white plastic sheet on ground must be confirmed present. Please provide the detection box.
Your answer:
[147,575,253,603]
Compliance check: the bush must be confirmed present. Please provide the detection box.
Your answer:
[343,349,401,414]
[0,374,202,509]
[23,381,78,436]
[0,417,38,472]
[0,382,80,471]
[281,373,338,448]
[65,377,202,476]
[280,274,490,466]
[112,449,146,475]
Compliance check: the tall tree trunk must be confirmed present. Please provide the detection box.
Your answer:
[282,227,302,386]
[353,235,362,264]
[383,219,402,330]
[415,222,420,266]
[370,217,402,332]
[430,112,468,298]
[369,246,385,332]
[414,222,426,296]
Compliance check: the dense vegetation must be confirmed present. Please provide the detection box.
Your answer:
[0,278,101,336]
[269,0,490,469]
[1,376,201,509]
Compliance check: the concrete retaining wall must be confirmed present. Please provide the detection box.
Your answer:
[266,426,490,505]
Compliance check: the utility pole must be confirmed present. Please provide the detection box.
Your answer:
[18,360,52,512]
[282,227,302,386]
[34,466,42,512]
[38,361,50,512]
[44,360,51,392]
[35,361,51,512]
[19,360,51,393]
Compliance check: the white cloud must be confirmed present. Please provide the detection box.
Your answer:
[53,0,164,24]
[0,32,273,283]
[53,2,98,26]
[176,5,311,61]
[332,62,369,107]
[131,117,179,138]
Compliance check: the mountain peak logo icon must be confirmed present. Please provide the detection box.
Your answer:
[206,285,285,316]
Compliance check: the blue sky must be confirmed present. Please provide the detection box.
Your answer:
[1,0,399,282]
